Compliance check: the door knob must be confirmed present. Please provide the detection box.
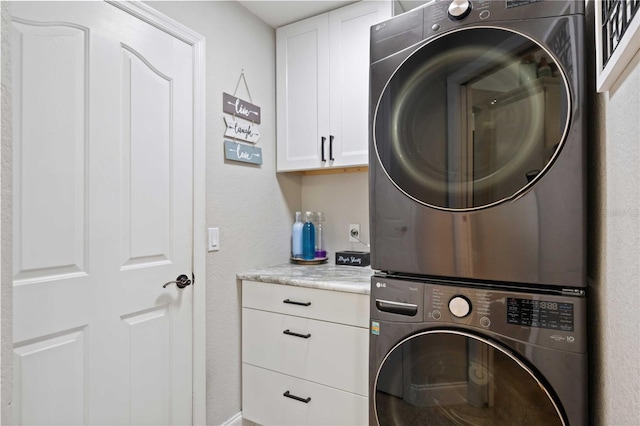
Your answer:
[163,274,192,289]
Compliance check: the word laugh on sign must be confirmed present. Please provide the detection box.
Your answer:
[223,116,261,143]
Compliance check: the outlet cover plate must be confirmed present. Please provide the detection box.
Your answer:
[349,224,360,243]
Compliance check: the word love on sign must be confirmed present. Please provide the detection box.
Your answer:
[224,140,262,165]
[223,116,261,143]
[223,93,261,124]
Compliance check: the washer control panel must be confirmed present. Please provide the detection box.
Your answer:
[371,276,586,353]
[424,283,584,352]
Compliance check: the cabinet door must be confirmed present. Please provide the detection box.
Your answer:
[329,1,392,167]
[276,14,330,172]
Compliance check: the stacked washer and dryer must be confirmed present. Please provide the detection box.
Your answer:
[368,1,587,425]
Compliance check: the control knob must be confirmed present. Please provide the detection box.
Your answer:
[449,295,472,318]
[448,0,472,21]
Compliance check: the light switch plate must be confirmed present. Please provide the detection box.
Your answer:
[208,227,219,251]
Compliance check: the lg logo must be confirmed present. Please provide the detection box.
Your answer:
[375,282,387,288]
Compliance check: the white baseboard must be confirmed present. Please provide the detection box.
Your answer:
[221,412,256,426]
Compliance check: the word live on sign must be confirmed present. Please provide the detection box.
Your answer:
[223,93,261,124]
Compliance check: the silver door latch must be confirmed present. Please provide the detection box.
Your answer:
[162,274,192,289]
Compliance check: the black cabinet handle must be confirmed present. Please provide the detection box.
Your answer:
[283,299,311,307]
[329,135,334,161]
[321,136,326,162]
[283,391,311,404]
[283,329,311,339]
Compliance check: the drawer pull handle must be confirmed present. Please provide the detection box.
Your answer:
[283,329,311,339]
[283,391,311,404]
[283,299,311,307]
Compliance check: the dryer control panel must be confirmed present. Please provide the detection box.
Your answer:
[371,275,586,353]
[370,0,584,64]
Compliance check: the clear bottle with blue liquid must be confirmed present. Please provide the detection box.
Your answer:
[302,211,316,260]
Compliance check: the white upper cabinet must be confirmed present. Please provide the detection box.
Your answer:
[276,1,392,172]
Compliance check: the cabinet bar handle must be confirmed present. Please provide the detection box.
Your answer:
[283,329,311,339]
[321,136,326,162]
[283,299,311,306]
[283,391,311,404]
[329,135,334,161]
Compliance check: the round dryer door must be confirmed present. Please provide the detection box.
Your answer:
[373,27,571,211]
[374,330,565,425]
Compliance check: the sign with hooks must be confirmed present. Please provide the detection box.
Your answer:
[223,116,261,143]
[223,93,261,124]
[224,140,262,165]
[222,69,263,166]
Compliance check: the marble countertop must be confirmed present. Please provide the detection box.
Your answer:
[237,261,373,295]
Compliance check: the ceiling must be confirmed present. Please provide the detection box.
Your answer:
[237,1,359,28]
[236,0,432,29]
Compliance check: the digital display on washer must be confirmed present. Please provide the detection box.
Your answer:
[507,298,574,331]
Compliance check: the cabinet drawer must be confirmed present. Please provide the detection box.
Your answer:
[242,363,368,426]
[243,308,369,396]
[242,280,369,328]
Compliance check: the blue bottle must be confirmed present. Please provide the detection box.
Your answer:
[302,211,316,260]
[291,211,303,259]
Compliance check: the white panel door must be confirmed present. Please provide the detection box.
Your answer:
[329,1,392,168]
[12,2,194,424]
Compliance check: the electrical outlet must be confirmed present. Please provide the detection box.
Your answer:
[349,224,360,243]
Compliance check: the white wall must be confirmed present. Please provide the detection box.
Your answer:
[593,51,640,426]
[587,2,640,424]
[301,173,370,256]
[144,2,301,424]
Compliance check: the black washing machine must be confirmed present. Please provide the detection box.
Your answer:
[369,0,586,288]
[369,276,587,425]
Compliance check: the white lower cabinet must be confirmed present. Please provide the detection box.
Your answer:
[241,281,370,426]
[243,364,368,426]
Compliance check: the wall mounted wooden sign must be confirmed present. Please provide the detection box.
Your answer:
[223,92,261,124]
[223,116,261,143]
[224,140,262,165]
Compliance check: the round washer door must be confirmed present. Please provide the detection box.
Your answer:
[374,330,565,425]
[373,27,571,211]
